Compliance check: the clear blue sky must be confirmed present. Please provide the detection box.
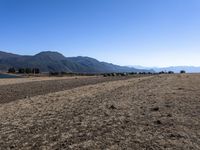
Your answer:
[0,0,200,67]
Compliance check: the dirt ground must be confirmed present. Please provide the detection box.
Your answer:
[0,76,141,104]
[0,74,200,149]
[0,76,90,86]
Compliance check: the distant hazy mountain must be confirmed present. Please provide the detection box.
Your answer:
[153,66,200,73]
[0,51,153,73]
[131,65,200,73]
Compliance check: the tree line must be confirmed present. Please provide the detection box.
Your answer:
[7,67,186,75]
[8,67,40,74]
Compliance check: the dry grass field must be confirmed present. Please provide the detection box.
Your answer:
[0,74,200,149]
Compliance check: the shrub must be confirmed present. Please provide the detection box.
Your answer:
[159,71,165,74]
[25,68,32,74]
[32,68,40,74]
[180,70,186,74]
[168,71,174,74]
[49,72,60,76]
[8,67,16,73]
[18,68,25,74]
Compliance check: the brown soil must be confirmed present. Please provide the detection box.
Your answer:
[0,76,90,86]
[0,74,200,149]
[0,75,143,104]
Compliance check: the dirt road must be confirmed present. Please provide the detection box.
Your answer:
[0,74,200,149]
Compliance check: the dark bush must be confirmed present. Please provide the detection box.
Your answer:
[168,71,174,74]
[180,70,186,74]
[103,74,107,77]
[159,71,165,74]
[8,67,16,73]
[139,72,147,75]
[25,68,32,74]
[32,68,40,74]
[49,72,60,76]
[129,72,137,75]
[18,68,25,74]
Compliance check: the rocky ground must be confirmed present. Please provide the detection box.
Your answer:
[0,74,200,149]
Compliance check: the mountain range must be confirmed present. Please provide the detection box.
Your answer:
[132,65,200,73]
[153,66,200,73]
[0,51,153,73]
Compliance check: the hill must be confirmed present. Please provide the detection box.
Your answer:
[0,51,153,73]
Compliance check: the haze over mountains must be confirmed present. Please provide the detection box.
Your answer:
[132,65,200,73]
[0,51,153,73]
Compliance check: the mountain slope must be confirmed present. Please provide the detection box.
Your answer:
[0,51,20,59]
[0,51,153,73]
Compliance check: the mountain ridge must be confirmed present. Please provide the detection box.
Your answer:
[0,51,153,73]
